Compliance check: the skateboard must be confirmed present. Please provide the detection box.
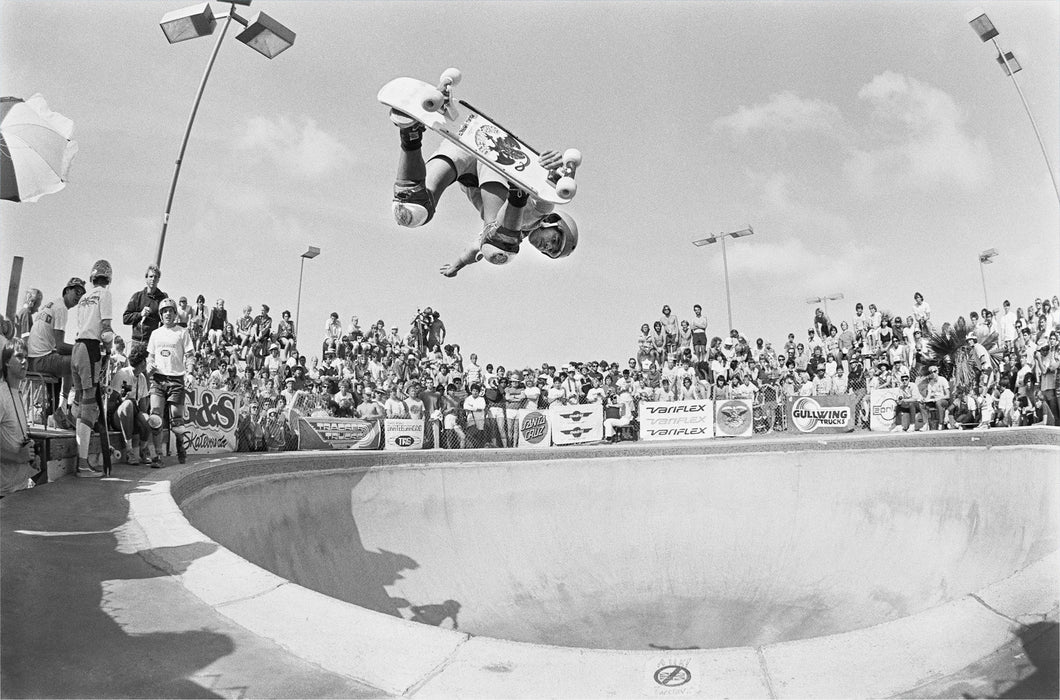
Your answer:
[378,68,580,204]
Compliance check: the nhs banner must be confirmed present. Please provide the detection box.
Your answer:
[517,409,552,448]
[786,395,857,434]
[714,399,754,437]
[549,403,603,445]
[384,418,424,450]
[638,400,714,441]
[869,389,903,431]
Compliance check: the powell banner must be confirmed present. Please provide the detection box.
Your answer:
[384,418,424,450]
[869,388,903,431]
[638,400,714,441]
[714,398,754,437]
[786,395,858,434]
[173,387,240,454]
[517,409,553,448]
[550,403,603,445]
[298,416,382,450]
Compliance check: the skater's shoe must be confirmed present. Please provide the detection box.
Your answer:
[177,445,187,465]
[76,459,103,478]
[150,456,163,469]
[124,448,140,466]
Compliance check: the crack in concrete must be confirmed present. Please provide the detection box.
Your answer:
[403,634,473,696]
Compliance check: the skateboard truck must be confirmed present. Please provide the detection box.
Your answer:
[549,149,581,199]
[421,68,462,121]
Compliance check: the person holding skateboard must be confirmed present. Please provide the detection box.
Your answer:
[389,115,578,277]
[70,260,117,478]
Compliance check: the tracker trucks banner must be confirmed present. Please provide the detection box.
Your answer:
[638,400,714,441]
[298,416,382,450]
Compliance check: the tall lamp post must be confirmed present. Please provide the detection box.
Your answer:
[155,1,296,267]
[692,226,755,332]
[806,292,844,319]
[295,246,320,339]
[978,247,998,308]
[967,9,1060,204]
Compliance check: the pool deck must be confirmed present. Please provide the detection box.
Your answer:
[2,427,1058,699]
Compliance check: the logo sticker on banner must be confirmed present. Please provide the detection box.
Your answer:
[517,409,551,447]
[175,387,240,454]
[550,404,603,445]
[715,399,753,437]
[384,418,424,450]
[870,389,902,431]
[298,417,381,450]
[638,400,714,440]
[787,395,856,433]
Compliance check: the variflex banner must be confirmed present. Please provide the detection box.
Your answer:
[869,389,903,431]
[384,418,424,450]
[298,416,382,450]
[517,409,552,448]
[638,400,714,440]
[714,399,754,437]
[786,395,858,433]
[174,387,240,454]
[549,403,603,445]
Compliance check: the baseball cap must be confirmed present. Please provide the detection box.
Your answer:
[64,277,86,293]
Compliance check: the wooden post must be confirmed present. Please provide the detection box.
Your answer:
[6,256,24,319]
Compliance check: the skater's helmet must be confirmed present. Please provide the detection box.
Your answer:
[90,259,113,283]
[536,211,578,259]
[159,297,178,313]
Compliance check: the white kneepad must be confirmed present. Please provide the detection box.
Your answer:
[477,242,518,266]
[393,202,430,228]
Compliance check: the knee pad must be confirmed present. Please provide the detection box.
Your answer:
[393,179,435,227]
[79,402,99,427]
[478,222,521,266]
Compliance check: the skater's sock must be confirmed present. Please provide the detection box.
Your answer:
[400,126,423,152]
[507,186,529,208]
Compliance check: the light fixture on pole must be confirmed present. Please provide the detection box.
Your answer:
[692,226,755,333]
[967,9,1060,204]
[295,246,320,339]
[155,1,296,267]
[805,292,844,319]
[978,247,998,308]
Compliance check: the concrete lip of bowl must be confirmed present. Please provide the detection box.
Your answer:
[127,429,1059,698]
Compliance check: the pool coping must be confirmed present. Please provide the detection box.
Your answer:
[129,428,1060,698]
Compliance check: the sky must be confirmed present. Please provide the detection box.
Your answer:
[2,0,1058,368]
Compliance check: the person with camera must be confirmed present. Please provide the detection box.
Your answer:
[107,345,156,465]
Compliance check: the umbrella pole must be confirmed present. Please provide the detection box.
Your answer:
[155,9,236,268]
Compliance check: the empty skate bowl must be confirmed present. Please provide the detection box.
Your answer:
[140,430,1059,697]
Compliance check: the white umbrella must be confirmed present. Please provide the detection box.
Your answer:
[0,94,78,203]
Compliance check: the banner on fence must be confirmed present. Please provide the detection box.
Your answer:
[869,389,903,431]
[517,409,552,448]
[174,387,240,454]
[714,399,754,437]
[638,400,714,440]
[384,418,424,450]
[549,403,603,445]
[786,395,858,434]
[298,416,381,450]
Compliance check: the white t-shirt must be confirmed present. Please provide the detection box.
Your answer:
[27,298,67,358]
[108,367,149,403]
[75,286,112,340]
[147,324,193,376]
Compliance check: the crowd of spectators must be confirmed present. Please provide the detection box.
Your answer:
[2,261,1058,484]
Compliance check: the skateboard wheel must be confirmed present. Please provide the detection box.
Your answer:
[562,148,582,167]
[422,88,445,112]
[441,68,462,86]
[556,176,577,199]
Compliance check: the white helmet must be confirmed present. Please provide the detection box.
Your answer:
[536,211,578,259]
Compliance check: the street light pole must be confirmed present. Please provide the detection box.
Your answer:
[806,293,844,320]
[692,226,755,333]
[156,10,236,268]
[978,248,998,309]
[295,246,320,339]
[968,10,1060,205]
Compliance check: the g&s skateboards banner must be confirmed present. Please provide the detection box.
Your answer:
[174,387,240,454]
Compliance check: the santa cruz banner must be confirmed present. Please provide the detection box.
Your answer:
[175,387,240,454]
[517,409,553,448]
[638,400,714,440]
[785,395,857,434]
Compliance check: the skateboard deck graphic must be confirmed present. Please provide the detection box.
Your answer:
[378,71,579,205]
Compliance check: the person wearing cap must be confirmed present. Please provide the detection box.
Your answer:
[70,260,117,477]
[26,277,87,427]
[146,297,194,465]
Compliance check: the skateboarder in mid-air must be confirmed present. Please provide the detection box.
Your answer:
[389,112,578,277]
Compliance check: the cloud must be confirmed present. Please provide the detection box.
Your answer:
[846,71,990,190]
[724,236,872,293]
[234,115,355,178]
[711,91,844,136]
